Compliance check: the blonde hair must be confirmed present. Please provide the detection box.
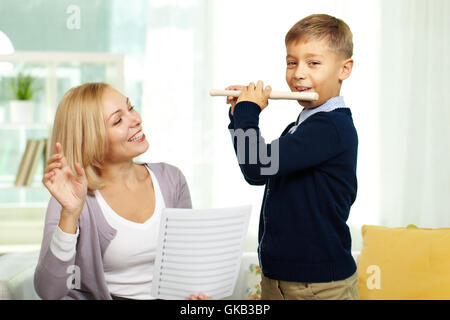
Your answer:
[285,14,353,59]
[51,82,110,194]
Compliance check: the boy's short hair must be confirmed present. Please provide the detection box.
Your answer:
[285,14,353,59]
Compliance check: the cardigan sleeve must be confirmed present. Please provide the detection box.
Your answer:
[34,196,81,300]
[230,101,346,181]
[228,106,268,186]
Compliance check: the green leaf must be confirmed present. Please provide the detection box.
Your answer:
[9,72,40,100]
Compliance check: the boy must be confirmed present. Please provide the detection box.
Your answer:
[226,14,358,300]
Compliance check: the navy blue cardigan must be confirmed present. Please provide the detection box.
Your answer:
[228,101,358,283]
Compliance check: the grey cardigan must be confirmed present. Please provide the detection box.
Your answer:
[34,162,192,300]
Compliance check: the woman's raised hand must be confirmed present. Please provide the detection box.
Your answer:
[43,142,88,220]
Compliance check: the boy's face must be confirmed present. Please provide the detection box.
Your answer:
[285,38,353,108]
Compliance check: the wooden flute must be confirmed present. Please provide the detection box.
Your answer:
[209,89,319,101]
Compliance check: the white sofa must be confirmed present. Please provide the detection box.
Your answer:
[0,250,360,300]
[0,250,261,300]
[0,250,41,300]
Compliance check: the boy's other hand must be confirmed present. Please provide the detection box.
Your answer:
[225,84,243,116]
[237,80,271,112]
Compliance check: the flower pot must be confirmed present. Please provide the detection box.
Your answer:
[9,100,34,123]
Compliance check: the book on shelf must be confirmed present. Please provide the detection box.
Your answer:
[14,139,48,187]
[14,140,37,187]
[44,137,52,166]
[24,139,46,186]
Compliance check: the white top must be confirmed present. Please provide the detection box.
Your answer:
[50,225,79,262]
[49,165,165,300]
[95,166,166,300]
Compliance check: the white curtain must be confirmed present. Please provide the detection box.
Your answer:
[141,0,214,210]
[378,0,450,228]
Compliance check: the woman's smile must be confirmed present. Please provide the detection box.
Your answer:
[128,130,145,143]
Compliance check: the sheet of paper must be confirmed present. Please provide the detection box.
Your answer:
[151,205,252,300]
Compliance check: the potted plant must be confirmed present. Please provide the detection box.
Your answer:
[9,72,40,123]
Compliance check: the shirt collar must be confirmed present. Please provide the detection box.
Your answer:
[289,96,347,134]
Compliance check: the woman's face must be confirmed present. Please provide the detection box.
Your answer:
[102,86,149,163]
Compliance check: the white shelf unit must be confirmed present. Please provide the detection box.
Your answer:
[0,51,124,123]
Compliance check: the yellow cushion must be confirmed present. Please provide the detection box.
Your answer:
[357,225,450,300]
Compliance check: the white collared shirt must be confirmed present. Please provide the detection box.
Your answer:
[288,96,347,134]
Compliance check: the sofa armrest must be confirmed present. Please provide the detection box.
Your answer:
[0,251,41,300]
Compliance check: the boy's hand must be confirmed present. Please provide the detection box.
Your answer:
[225,85,244,116]
[237,80,271,112]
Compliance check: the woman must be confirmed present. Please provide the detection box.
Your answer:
[34,82,208,300]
